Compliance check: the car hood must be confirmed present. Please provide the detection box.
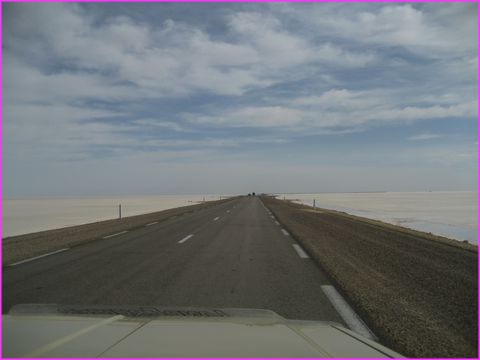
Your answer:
[3,304,403,358]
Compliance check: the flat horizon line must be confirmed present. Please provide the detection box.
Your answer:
[3,189,477,201]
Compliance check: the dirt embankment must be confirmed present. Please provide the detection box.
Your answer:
[261,196,478,358]
[3,198,236,266]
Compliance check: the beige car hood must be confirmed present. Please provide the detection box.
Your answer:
[3,305,403,358]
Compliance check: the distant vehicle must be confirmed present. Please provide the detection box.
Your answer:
[3,304,403,358]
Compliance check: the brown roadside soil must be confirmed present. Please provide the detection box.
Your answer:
[261,196,478,358]
[2,197,236,266]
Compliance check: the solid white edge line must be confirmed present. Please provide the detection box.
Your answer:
[281,229,290,236]
[145,221,158,226]
[9,248,70,266]
[292,244,309,259]
[178,234,194,244]
[213,216,220,221]
[321,285,376,340]
[103,231,128,239]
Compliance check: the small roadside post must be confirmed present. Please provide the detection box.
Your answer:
[313,199,316,208]
[119,204,122,219]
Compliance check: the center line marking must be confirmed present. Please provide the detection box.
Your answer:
[321,285,376,340]
[145,222,158,226]
[292,244,309,258]
[8,248,70,266]
[281,229,290,236]
[213,217,220,221]
[178,234,194,244]
[103,231,128,239]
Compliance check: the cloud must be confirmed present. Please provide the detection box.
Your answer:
[187,89,477,132]
[279,3,477,56]
[291,89,380,109]
[3,3,477,196]
[227,12,313,68]
[228,11,376,69]
[4,3,382,102]
[132,119,187,132]
[408,133,444,141]
[190,106,308,128]
[373,101,476,123]
[2,56,143,104]
[401,144,478,166]
[5,4,263,98]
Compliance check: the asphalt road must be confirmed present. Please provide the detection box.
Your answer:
[3,196,357,329]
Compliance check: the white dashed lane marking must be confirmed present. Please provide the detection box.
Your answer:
[281,229,289,236]
[8,248,70,266]
[178,234,194,244]
[213,217,220,221]
[292,244,309,259]
[145,222,158,227]
[103,231,128,239]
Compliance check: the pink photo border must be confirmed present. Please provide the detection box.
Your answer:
[0,1,477,360]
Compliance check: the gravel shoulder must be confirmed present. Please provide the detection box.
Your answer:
[2,198,235,266]
[261,196,478,358]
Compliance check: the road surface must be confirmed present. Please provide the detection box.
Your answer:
[3,196,371,336]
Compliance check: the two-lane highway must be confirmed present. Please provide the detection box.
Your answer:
[3,196,373,338]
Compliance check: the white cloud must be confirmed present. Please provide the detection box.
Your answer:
[228,12,312,68]
[408,133,444,141]
[372,101,477,123]
[315,43,376,67]
[132,119,186,132]
[401,144,478,165]
[189,89,477,131]
[5,3,266,98]
[5,3,381,102]
[228,11,376,69]
[2,56,145,104]
[190,106,308,128]
[281,3,477,56]
[291,89,381,109]
[3,3,477,196]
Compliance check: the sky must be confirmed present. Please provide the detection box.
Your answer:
[2,2,478,197]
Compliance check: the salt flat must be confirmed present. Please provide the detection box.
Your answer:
[2,194,230,238]
[277,191,477,243]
